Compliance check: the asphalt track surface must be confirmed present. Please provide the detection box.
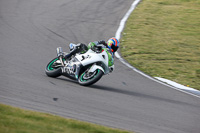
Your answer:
[0,0,200,133]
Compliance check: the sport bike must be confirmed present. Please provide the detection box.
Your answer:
[45,44,114,86]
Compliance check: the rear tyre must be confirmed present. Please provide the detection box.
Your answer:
[45,57,63,78]
[78,69,104,86]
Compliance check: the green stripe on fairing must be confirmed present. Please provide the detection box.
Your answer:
[102,48,114,67]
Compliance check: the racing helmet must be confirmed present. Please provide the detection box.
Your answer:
[107,37,119,52]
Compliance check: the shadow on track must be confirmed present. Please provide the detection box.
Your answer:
[90,85,200,108]
[57,77,78,83]
[46,76,199,108]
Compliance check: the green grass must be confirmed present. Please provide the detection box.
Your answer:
[0,104,131,133]
[120,0,200,90]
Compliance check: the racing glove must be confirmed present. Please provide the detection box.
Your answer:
[98,40,107,46]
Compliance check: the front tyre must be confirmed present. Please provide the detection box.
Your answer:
[45,57,63,78]
[78,69,104,86]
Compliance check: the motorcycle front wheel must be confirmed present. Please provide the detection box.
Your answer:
[78,69,104,86]
[45,57,63,78]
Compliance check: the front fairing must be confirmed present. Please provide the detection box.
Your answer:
[75,49,111,74]
[102,48,114,67]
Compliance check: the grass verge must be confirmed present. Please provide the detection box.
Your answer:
[120,0,200,90]
[0,104,131,133]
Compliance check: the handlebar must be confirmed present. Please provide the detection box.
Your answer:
[91,46,102,53]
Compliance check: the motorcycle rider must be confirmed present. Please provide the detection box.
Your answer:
[64,37,120,60]
[62,37,119,79]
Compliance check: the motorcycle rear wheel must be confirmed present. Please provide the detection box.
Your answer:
[78,69,104,86]
[45,57,63,78]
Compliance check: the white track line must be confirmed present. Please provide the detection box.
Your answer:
[115,0,200,98]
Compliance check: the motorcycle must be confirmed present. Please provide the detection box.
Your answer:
[45,43,114,86]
